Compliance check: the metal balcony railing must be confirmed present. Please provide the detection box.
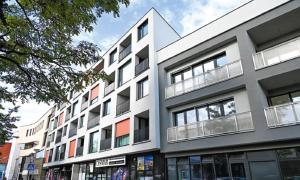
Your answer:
[119,44,131,62]
[104,82,115,96]
[60,151,65,160]
[68,128,77,138]
[165,60,243,99]
[253,37,300,69]
[76,147,84,156]
[167,111,253,143]
[100,138,112,150]
[135,58,149,76]
[134,128,149,143]
[265,101,300,128]
[87,115,100,129]
[81,101,89,111]
[65,113,71,122]
[55,135,61,144]
[116,100,130,116]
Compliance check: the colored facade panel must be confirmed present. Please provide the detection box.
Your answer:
[69,140,76,158]
[58,112,64,126]
[90,84,99,100]
[115,119,130,137]
[0,143,11,163]
[45,150,49,163]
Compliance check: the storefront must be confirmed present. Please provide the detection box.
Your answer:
[45,165,72,180]
[77,151,165,180]
[166,147,300,180]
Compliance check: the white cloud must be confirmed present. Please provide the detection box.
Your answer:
[161,8,175,23]
[179,0,250,35]
[97,35,119,54]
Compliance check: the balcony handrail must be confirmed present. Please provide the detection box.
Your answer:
[134,127,149,143]
[116,100,130,115]
[68,128,77,138]
[81,100,89,111]
[135,58,149,76]
[264,101,300,128]
[100,138,112,150]
[87,115,100,129]
[104,82,115,96]
[119,44,132,61]
[167,111,253,142]
[165,60,242,98]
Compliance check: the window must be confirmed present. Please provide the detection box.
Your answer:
[72,101,80,117]
[109,49,117,65]
[115,135,129,147]
[137,77,149,99]
[138,19,148,40]
[89,131,99,153]
[173,99,235,126]
[26,130,29,137]
[103,99,111,116]
[269,90,300,106]
[55,146,60,161]
[63,125,68,136]
[60,144,66,160]
[79,115,85,128]
[115,119,130,147]
[118,61,131,87]
[48,149,53,162]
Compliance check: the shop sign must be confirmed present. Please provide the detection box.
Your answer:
[95,156,126,167]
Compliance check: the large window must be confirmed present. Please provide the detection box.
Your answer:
[115,135,129,147]
[171,53,228,84]
[79,115,85,128]
[72,101,80,117]
[269,90,300,106]
[118,61,131,87]
[103,99,111,116]
[138,19,148,40]
[63,125,68,136]
[54,146,60,161]
[109,48,117,65]
[174,99,235,126]
[89,131,99,153]
[115,119,130,147]
[137,77,149,99]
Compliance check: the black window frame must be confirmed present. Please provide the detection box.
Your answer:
[89,131,99,153]
[109,48,117,65]
[118,60,131,87]
[137,77,149,100]
[138,19,148,41]
[103,99,111,117]
[268,89,300,106]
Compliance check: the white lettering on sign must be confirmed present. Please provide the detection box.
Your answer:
[95,156,126,167]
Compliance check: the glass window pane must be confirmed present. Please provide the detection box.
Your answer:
[189,156,201,164]
[177,164,190,180]
[191,164,201,180]
[208,103,222,119]
[168,165,177,180]
[173,73,182,83]
[197,107,209,121]
[186,109,197,124]
[270,94,291,106]
[168,158,176,165]
[183,70,193,80]
[223,99,236,116]
[280,160,300,180]
[291,91,300,102]
[231,163,246,180]
[142,79,149,97]
[277,148,297,159]
[214,155,229,178]
[175,112,185,126]
[204,61,215,72]
[202,163,215,180]
[193,64,203,76]
[249,161,280,180]
[216,55,228,67]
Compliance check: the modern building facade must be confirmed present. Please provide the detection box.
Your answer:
[42,9,179,180]
[157,0,300,179]
[0,143,12,180]
[6,108,54,180]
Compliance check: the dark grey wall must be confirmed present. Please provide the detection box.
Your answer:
[158,1,300,155]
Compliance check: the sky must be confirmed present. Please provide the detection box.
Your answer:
[15,0,250,127]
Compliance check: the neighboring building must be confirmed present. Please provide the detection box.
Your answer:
[157,0,300,179]
[0,143,12,179]
[43,9,179,180]
[7,108,53,180]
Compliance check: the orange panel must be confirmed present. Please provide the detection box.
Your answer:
[0,143,11,163]
[59,112,64,126]
[68,139,76,158]
[44,150,49,163]
[90,84,99,100]
[116,119,130,137]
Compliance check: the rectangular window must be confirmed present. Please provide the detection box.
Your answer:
[63,125,68,136]
[115,119,130,147]
[103,99,111,116]
[109,48,117,65]
[269,90,300,106]
[55,146,60,161]
[90,84,99,104]
[118,61,131,87]
[60,144,66,160]
[115,135,129,147]
[137,77,149,99]
[79,115,85,128]
[72,101,80,117]
[138,19,148,40]
[89,131,99,153]
[48,149,53,162]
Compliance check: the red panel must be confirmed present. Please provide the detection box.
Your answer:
[58,112,64,126]
[68,139,76,158]
[45,150,49,163]
[0,143,11,163]
[90,84,99,100]
[116,119,130,137]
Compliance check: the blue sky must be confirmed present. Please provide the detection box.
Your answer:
[16,0,249,127]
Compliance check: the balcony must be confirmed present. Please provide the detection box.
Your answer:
[65,113,71,122]
[134,128,149,143]
[60,151,65,160]
[253,37,300,69]
[87,115,100,129]
[265,101,300,128]
[76,147,84,156]
[100,138,112,151]
[68,128,77,138]
[116,100,130,116]
[165,60,243,99]
[104,82,115,96]
[167,111,254,143]
[81,101,89,111]
[135,58,149,76]
[46,141,50,148]
[55,135,61,144]
[119,44,131,62]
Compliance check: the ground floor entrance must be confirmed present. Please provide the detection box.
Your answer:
[166,146,300,180]
[45,165,72,180]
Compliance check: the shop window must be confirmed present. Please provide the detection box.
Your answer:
[137,155,154,179]
[177,157,190,180]
[167,158,177,180]
[214,155,229,178]
[231,163,246,179]
[277,148,300,179]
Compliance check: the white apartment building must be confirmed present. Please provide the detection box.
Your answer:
[43,8,180,180]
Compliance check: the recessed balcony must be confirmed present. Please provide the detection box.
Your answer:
[253,37,300,70]
[265,101,300,128]
[165,60,243,99]
[167,111,254,143]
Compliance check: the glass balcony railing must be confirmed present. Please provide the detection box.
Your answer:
[253,37,300,69]
[165,60,243,99]
[100,138,112,151]
[104,82,115,96]
[134,128,149,143]
[167,111,253,143]
[116,100,130,116]
[68,128,77,138]
[55,134,62,144]
[65,113,71,122]
[119,45,132,62]
[81,101,89,111]
[265,101,300,128]
[135,58,149,76]
[87,115,100,129]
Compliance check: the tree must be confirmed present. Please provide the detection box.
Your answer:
[0,0,129,144]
